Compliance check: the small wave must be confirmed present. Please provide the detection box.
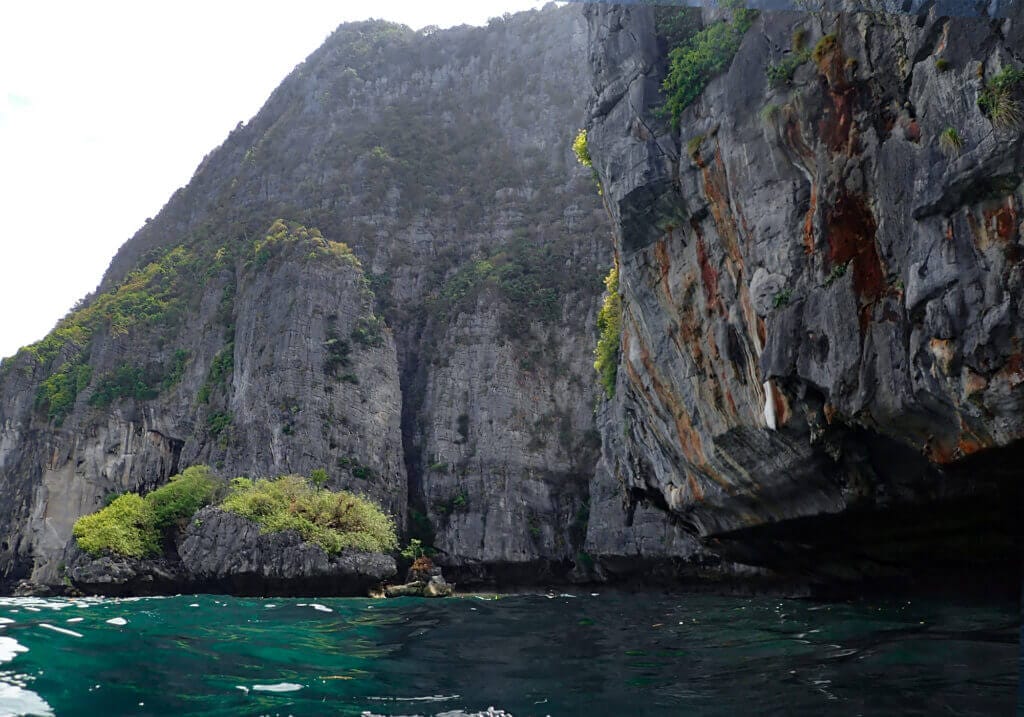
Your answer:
[38,624,82,638]
[252,683,303,693]
[310,604,333,613]
[105,618,128,626]
[366,694,459,703]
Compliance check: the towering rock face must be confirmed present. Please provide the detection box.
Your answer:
[585,3,1023,583]
[0,5,628,591]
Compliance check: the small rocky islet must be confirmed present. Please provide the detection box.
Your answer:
[42,467,455,599]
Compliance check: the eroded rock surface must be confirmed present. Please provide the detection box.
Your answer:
[584,3,1023,584]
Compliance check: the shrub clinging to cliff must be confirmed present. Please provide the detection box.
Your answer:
[661,0,757,126]
[978,67,1024,129]
[594,264,622,399]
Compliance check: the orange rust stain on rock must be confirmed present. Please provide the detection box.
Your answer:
[686,472,705,502]
[956,417,990,459]
[700,149,745,269]
[903,119,921,143]
[825,193,886,306]
[725,389,739,416]
[963,370,988,399]
[803,184,818,255]
[653,238,674,304]
[756,317,767,348]
[993,352,1024,388]
[823,402,837,425]
[769,382,790,426]
[983,200,1019,243]
[694,234,719,309]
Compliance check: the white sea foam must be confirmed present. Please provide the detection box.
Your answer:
[0,619,14,626]
[38,624,83,638]
[310,604,332,613]
[252,683,303,693]
[106,618,128,626]
[0,682,54,717]
[0,637,27,663]
[66,618,84,624]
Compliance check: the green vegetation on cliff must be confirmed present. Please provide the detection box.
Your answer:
[73,467,396,558]
[73,466,219,558]
[594,264,622,398]
[978,66,1024,129]
[661,0,757,126]
[221,475,397,554]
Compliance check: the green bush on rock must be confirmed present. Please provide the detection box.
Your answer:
[221,475,397,554]
[146,466,219,531]
[73,494,159,559]
[73,467,396,559]
[73,466,221,558]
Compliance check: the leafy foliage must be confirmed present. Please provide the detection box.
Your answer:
[88,365,160,407]
[652,4,702,49]
[824,261,849,287]
[400,538,433,560]
[594,264,622,399]
[206,411,233,439]
[73,466,221,558]
[145,466,220,532]
[198,344,234,404]
[73,493,158,558]
[978,67,1024,129]
[310,468,329,491]
[572,129,591,167]
[36,363,92,425]
[767,49,811,88]
[661,0,758,126]
[351,315,385,348]
[251,219,359,269]
[939,127,964,156]
[221,475,397,554]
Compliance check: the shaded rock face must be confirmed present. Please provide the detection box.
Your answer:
[67,507,396,597]
[585,4,1023,583]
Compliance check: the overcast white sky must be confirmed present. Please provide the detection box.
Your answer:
[0,0,555,360]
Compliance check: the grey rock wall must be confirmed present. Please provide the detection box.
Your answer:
[584,3,1023,580]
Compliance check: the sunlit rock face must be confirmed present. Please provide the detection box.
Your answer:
[585,3,1023,583]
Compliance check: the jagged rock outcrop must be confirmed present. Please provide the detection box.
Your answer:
[177,507,396,596]
[585,3,1023,585]
[65,507,396,596]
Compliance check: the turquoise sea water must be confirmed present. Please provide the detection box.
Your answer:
[0,592,1016,716]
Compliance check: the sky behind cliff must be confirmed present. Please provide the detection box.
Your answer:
[0,0,554,360]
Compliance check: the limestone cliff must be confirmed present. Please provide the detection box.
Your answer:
[0,5,671,593]
[584,3,1023,587]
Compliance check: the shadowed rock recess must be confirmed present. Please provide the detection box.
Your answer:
[1,3,1021,597]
